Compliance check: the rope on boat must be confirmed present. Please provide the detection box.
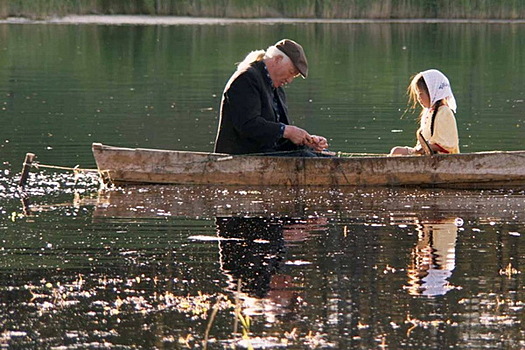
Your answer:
[235,149,388,158]
[28,162,99,174]
[18,152,103,199]
[335,152,389,157]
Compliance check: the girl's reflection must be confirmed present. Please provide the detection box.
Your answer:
[407,218,460,296]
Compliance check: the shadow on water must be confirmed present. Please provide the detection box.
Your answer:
[2,169,525,349]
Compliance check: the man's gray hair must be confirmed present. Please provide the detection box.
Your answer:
[264,45,291,65]
[236,45,290,72]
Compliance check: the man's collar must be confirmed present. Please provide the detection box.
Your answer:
[261,61,275,90]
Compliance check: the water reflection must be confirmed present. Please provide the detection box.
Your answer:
[3,180,524,349]
[217,217,286,300]
[217,216,326,321]
[406,218,460,297]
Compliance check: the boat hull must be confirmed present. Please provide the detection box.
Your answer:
[92,143,525,188]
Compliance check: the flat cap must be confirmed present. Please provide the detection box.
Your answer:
[275,39,308,78]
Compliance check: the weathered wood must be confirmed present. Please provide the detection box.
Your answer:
[18,152,35,188]
[92,143,525,189]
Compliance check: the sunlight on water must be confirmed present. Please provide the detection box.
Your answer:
[1,167,523,348]
[1,19,524,350]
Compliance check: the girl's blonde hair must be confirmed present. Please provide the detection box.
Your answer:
[407,72,428,110]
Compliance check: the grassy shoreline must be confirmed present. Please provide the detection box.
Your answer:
[1,1,524,20]
[3,15,525,26]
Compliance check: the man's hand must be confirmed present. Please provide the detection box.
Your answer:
[283,125,329,152]
[283,125,311,145]
[306,135,329,152]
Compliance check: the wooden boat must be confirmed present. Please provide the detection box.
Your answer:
[92,142,525,189]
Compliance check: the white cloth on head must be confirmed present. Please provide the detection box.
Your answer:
[421,69,457,113]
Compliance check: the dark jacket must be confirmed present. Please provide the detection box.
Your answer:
[214,60,298,154]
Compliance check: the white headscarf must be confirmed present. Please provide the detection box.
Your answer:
[421,69,457,113]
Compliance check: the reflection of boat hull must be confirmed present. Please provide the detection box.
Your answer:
[92,185,525,223]
[92,143,525,189]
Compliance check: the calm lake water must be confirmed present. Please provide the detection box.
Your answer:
[1,18,524,349]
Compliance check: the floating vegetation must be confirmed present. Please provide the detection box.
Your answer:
[221,330,336,349]
[405,314,458,337]
[3,273,338,349]
[499,263,521,278]
[20,275,230,317]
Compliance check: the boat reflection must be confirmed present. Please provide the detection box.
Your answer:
[88,185,525,223]
[406,218,460,297]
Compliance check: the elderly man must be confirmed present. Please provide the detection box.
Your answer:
[214,39,329,156]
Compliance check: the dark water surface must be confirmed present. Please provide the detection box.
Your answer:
[1,19,524,349]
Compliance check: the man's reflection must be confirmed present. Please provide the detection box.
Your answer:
[216,216,322,319]
[407,218,460,296]
[217,217,286,299]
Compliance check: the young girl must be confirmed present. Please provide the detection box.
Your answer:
[390,69,460,156]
